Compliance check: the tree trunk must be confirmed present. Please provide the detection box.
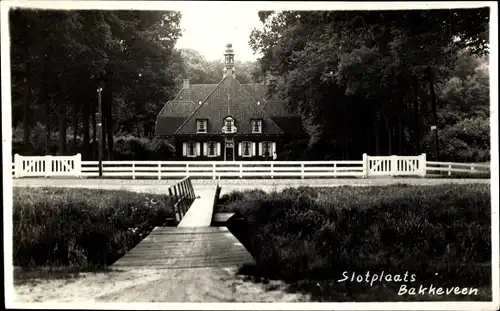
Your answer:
[397,91,405,155]
[412,78,420,154]
[23,62,31,155]
[44,96,52,154]
[398,115,403,155]
[374,112,381,156]
[366,126,371,155]
[384,115,392,155]
[58,96,67,155]
[82,98,90,160]
[91,98,97,160]
[106,91,113,160]
[72,97,79,151]
[426,66,440,161]
[102,107,107,160]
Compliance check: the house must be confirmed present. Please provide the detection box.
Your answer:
[155,43,305,161]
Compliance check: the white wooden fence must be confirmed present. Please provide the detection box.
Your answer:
[11,153,490,179]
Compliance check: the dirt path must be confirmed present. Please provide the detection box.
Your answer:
[14,267,309,303]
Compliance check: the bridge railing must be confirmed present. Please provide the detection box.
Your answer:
[168,176,196,224]
[10,153,491,179]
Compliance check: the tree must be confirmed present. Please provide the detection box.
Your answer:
[249,8,489,160]
[10,9,184,159]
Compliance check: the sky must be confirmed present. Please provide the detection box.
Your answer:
[175,6,265,62]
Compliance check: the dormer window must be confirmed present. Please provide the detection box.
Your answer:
[197,119,207,133]
[222,117,236,133]
[251,119,262,133]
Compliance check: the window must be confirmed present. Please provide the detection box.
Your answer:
[262,141,272,157]
[197,119,207,133]
[205,141,218,157]
[184,141,199,157]
[239,141,255,157]
[251,119,262,133]
[242,141,252,157]
[188,142,196,157]
[223,117,236,133]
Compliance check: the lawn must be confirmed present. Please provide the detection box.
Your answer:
[13,187,176,274]
[217,184,492,301]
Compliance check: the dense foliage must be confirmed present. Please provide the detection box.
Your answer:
[221,185,491,301]
[249,9,490,161]
[13,187,174,268]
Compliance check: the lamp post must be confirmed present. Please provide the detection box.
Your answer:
[430,125,439,161]
[97,87,103,178]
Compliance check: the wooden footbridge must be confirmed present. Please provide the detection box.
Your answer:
[112,177,255,269]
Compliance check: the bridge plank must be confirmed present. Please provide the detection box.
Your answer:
[177,185,218,227]
[112,227,254,269]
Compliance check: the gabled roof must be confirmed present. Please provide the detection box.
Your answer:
[241,84,267,103]
[158,100,197,118]
[155,101,198,136]
[175,76,284,135]
[173,84,218,103]
[241,84,285,103]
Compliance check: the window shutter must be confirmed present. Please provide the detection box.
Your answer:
[203,142,208,156]
[252,142,256,156]
[238,143,242,156]
[196,142,201,156]
[272,142,276,154]
[217,142,221,156]
[258,142,263,156]
[182,142,187,156]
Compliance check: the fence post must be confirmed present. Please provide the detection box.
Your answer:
[239,163,243,179]
[333,163,337,179]
[132,162,135,180]
[45,155,52,178]
[180,180,186,202]
[212,163,216,180]
[14,154,20,178]
[173,185,181,216]
[188,177,195,199]
[301,163,304,179]
[169,187,179,222]
[391,155,398,177]
[419,153,427,177]
[362,153,368,178]
[271,163,274,179]
[75,153,82,178]
[158,162,161,180]
[448,164,452,176]
[186,163,190,177]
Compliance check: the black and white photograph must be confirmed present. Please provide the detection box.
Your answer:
[2,1,498,309]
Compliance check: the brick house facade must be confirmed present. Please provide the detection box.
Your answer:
[155,43,305,161]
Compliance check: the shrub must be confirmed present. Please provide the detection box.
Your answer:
[13,187,174,268]
[223,184,491,301]
[112,135,175,160]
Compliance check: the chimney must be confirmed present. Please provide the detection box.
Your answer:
[183,79,190,89]
[223,43,235,78]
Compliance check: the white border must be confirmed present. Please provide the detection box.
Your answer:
[2,1,498,310]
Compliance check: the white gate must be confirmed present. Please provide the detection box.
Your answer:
[365,154,426,177]
[13,154,82,177]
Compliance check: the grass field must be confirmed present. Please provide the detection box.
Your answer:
[218,184,492,301]
[13,187,175,274]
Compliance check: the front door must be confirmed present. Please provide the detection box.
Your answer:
[225,141,235,161]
